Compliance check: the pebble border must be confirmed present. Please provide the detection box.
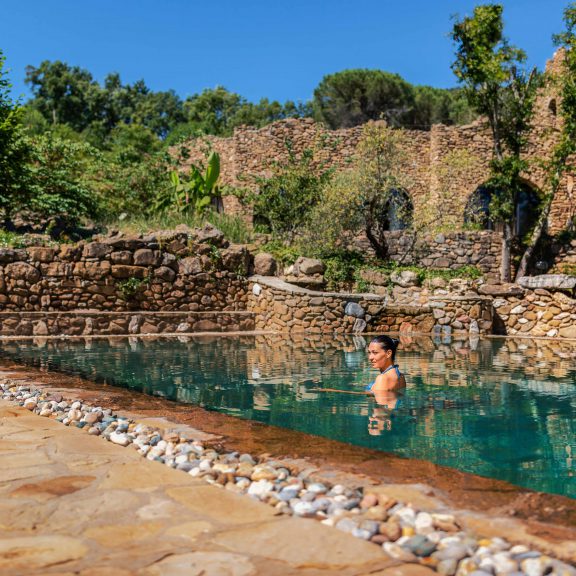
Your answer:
[2,380,575,576]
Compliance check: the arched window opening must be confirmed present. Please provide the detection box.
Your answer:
[464,186,494,230]
[464,183,541,237]
[549,98,557,117]
[382,189,413,231]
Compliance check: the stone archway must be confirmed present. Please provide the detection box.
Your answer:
[464,182,541,237]
[383,189,413,231]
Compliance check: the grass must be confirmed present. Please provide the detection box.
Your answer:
[108,210,253,244]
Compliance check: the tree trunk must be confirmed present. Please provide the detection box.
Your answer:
[515,193,553,281]
[500,222,513,282]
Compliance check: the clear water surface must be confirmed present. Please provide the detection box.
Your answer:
[1,334,575,498]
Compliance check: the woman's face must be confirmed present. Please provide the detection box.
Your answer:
[367,342,392,370]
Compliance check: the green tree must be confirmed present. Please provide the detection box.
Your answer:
[451,3,540,282]
[303,123,410,260]
[516,3,576,279]
[27,134,100,224]
[313,69,415,129]
[251,145,333,240]
[0,50,31,223]
[25,60,101,131]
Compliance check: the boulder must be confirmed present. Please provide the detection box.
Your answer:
[253,252,277,276]
[293,256,325,276]
[478,283,525,297]
[390,270,419,288]
[154,266,176,282]
[191,224,228,248]
[178,256,203,276]
[221,245,251,276]
[517,274,576,291]
[4,262,41,283]
[359,269,389,286]
[284,275,326,290]
[344,302,365,318]
[82,242,113,259]
[428,277,448,289]
[26,247,56,263]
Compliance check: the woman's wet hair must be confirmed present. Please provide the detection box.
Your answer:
[370,335,400,361]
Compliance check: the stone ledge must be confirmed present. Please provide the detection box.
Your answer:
[249,275,386,301]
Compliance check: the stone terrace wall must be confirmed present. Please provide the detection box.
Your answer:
[178,52,575,235]
[495,289,576,338]
[356,230,502,279]
[0,228,250,314]
[248,276,494,335]
[0,311,254,338]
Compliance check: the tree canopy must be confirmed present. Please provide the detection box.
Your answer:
[312,69,476,130]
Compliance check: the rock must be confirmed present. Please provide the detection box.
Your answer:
[293,256,325,276]
[5,262,41,283]
[517,274,576,290]
[383,542,418,562]
[221,245,250,276]
[360,269,390,286]
[178,256,203,275]
[128,315,142,334]
[380,519,402,541]
[192,224,227,247]
[360,493,379,509]
[429,277,448,289]
[253,252,277,276]
[26,247,56,263]
[404,535,437,557]
[111,265,148,279]
[33,321,49,336]
[109,432,131,446]
[558,325,576,338]
[478,283,525,297]
[133,248,157,266]
[247,479,274,498]
[510,305,527,314]
[251,465,277,481]
[154,266,176,282]
[83,242,113,259]
[437,558,458,576]
[390,270,420,287]
[344,302,365,318]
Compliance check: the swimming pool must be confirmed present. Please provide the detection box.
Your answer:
[1,334,574,498]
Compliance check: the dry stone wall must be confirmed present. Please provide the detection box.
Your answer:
[0,228,250,317]
[0,310,254,337]
[179,51,575,237]
[357,230,502,279]
[494,289,576,338]
[248,276,494,335]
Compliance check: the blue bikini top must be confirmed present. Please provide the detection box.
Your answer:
[365,364,403,392]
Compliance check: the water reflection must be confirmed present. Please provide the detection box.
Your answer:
[0,333,575,498]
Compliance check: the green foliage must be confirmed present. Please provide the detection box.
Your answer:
[0,50,32,220]
[451,4,541,281]
[0,229,27,248]
[322,250,366,291]
[207,211,252,244]
[259,240,299,266]
[252,145,333,240]
[27,133,100,222]
[303,123,409,261]
[155,151,221,215]
[117,277,146,300]
[312,69,477,130]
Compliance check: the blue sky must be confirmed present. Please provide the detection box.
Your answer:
[2,0,569,104]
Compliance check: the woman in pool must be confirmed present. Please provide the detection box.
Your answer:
[366,335,406,395]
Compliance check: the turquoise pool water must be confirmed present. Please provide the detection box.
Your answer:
[1,334,575,498]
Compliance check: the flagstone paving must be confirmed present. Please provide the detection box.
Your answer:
[0,401,431,576]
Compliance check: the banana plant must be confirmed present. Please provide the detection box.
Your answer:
[163,151,222,215]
